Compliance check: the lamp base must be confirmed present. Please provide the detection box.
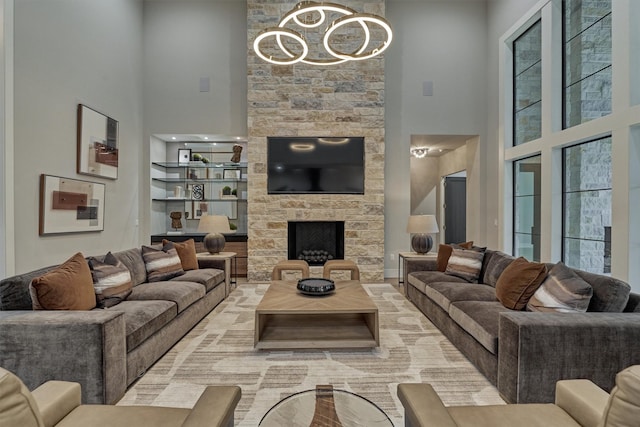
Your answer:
[411,234,433,254]
[203,233,226,254]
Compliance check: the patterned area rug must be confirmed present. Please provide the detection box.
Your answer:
[118,284,504,425]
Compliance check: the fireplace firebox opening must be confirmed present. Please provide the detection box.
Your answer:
[288,221,345,266]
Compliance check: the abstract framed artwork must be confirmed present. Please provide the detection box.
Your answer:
[77,104,119,179]
[39,174,106,235]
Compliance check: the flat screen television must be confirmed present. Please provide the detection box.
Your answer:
[267,136,365,194]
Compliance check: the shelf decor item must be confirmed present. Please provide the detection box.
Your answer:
[177,148,191,165]
[197,214,232,254]
[406,214,439,254]
[223,169,241,180]
[297,278,336,296]
[39,174,105,235]
[191,184,204,200]
[77,104,119,179]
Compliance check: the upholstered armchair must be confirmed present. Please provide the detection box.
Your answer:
[398,365,640,427]
[0,367,241,427]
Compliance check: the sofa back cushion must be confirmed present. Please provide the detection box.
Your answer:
[0,368,44,427]
[599,365,640,427]
[572,269,631,313]
[0,265,59,310]
[482,250,516,287]
[495,257,548,310]
[111,248,148,287]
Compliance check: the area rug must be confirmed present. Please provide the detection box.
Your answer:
[118,284,504,425]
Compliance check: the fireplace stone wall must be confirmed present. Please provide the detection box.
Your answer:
[247,0,386,282]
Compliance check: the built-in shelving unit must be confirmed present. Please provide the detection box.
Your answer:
[150,138,249,276]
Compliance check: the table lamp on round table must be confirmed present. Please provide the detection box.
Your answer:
[197,215,232,254]
[406,214,439,254]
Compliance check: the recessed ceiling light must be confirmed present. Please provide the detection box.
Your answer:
[171,137,177,140]
[203,136,209,140]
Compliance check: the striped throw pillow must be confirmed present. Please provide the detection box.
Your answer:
[445,248,485,283]
[88,252,133,308]
[142,244,185,282]
[527,262,593,312]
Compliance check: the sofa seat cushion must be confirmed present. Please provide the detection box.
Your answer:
[56,404,190,427]
[423,282,497,312]
[105,300,176,351]
[126,281,205,313]
[408,271,468,294]
[447,404,581,427]
[448,301,513,355]
[171,269,224,292]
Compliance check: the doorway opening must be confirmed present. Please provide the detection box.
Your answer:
[441,171,467,244]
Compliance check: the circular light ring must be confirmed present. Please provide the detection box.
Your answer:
[277,2,360,65]
[280,1,357,30]
[253,27,308,65]
[318,137,349,145]
[289,142,315,152]
[324,13,393,61]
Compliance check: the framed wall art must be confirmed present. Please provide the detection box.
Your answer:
[77,104,119,179]
[39,174,105,235]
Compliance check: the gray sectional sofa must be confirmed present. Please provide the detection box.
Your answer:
[0,246,227,405]
[405,249,640,404]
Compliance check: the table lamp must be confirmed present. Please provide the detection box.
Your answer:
[406,215,439,254]
[197,215,231,254]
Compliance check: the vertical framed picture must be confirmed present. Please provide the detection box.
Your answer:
[190,183,205,200]
[178,148,191,165]
[77,104,119,179]
[39,174,105,235]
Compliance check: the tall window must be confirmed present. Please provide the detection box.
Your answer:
[513,20,542,146]
[562,137,612,273]
[514,155,541,261]
[563,0,612,128]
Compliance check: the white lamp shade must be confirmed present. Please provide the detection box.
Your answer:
[406,215,439,234]
[197,215,232,234]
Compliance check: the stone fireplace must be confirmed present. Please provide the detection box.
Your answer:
[246,0,386,282]
[288,221,345,266]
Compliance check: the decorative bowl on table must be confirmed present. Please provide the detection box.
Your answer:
[297,278,335,296]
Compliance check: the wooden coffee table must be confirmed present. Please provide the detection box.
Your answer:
[254,280,379,350]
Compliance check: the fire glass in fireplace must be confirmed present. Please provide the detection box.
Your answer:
[288,221,345,266]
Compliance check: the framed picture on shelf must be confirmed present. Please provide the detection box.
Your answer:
[223,169,241,180]
[39,174,105,235]
[190,183,205,200]
[77,104,119,179]
[185,201,209,220]
[178,148,191,165]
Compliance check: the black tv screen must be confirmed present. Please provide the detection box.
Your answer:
[267,137,365,194]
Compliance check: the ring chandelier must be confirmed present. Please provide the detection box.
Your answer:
[253,1,393,66]
[410,147,429,158]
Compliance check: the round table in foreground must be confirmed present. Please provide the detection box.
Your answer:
[259,385,393,427]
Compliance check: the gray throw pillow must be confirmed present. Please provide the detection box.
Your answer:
[527,262,593,312]
[445,248,485,283]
